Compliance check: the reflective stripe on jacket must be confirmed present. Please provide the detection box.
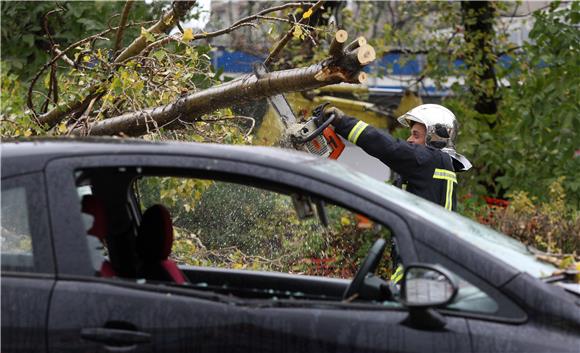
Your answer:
[334,116,458,211]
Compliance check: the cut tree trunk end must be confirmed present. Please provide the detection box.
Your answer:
[329,30,349,58]
[345,36,367,52]
[355,45,376,65]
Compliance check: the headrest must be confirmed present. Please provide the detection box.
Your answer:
[137,204,174,261]
[81,195,107,241]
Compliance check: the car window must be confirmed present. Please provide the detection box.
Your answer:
[313,161,558,278]
[446,272,498,314]
[134,176,394,280]
[1,186,34,272]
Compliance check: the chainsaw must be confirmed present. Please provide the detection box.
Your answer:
[252,62,345,160]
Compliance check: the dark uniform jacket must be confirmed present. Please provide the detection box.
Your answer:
[333,116,458,211]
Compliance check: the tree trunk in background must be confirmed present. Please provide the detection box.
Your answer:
[461,1,498,117]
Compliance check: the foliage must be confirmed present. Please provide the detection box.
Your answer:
[459,177,580,256]
[0,1,252,144]
[358,1,580,206]
[0,1,158,80]
[451,2,580,206]
[0,70,41,137]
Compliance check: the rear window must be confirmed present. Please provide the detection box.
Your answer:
[1,186,34,271]
[1,173,53,274]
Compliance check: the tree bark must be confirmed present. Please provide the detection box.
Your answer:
[75,42,375,137]
[461,1,498,116]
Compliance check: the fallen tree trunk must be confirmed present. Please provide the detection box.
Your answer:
[76,33,376,137]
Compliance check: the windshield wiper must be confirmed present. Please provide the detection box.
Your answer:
[541,269,579,283]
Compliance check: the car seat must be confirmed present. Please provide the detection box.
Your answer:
[136,204,188,284]
[81,195,115,277]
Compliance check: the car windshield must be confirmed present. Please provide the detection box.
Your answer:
[312,161,558,279]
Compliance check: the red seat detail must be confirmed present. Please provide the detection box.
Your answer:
[100,261,116,278]
[160,260,188,285]
[137,204,188,284]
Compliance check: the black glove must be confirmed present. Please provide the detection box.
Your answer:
[312,103,345,127]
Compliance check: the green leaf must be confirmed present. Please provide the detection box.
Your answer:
[152,50,165,61]
[21,34,34,47]
[141,27,155,43]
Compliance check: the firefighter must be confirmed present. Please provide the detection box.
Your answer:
[317,103,471,209]
[316,103,472,283]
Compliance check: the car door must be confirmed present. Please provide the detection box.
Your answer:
[44,156,244,353]
[1,173,55,353]
[44,152,472,353]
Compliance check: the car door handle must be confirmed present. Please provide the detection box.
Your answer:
[81,327,151,346]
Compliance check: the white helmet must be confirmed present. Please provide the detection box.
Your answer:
[397,104,472,171]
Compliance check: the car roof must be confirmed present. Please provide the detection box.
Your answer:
[0,137,323,177]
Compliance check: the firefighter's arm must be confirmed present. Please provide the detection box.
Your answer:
[333,116,428,176]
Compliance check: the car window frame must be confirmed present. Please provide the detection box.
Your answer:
[44,153,417,284]
[1,173,55,276]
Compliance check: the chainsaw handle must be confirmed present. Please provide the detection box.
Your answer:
[295,114,335,144]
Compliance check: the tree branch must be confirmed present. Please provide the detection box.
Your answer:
[114,1,197,63]
[142,23,258,56]
[264,1,325,66]
[113,0,135,55]
[74,36,375,137]
[53,48,76,67]
[35,2,308,128]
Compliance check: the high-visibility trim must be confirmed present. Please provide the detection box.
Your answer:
[445,179,453,210]
[433,168,456,211]
[432,168,457,183]
[390,264,404,283]
[347,121,368,144]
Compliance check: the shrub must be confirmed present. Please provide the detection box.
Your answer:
[461,177,580,257]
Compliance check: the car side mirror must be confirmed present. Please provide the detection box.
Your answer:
[400,264,458,308]
[399,264,459,330]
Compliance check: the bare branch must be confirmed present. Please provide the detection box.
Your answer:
[114,1,197,63]
[53,48,75,67]
[113,0,135,55]
[254,15,316,29]
[36,7,65,115]
[149,2,309,51]
[264,1,325,66]
[142,23,257,56]
[66,96,100,136]
[230,2,308,27]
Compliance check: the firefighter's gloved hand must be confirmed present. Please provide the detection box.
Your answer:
[313,105,345,127]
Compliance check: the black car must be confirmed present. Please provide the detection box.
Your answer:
[1,138,579,353]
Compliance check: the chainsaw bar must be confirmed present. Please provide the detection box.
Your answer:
[252,62,297,128]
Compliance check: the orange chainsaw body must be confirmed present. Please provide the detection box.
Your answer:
[322,127,345,160]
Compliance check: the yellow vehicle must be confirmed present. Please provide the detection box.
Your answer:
[254,86,392,146]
